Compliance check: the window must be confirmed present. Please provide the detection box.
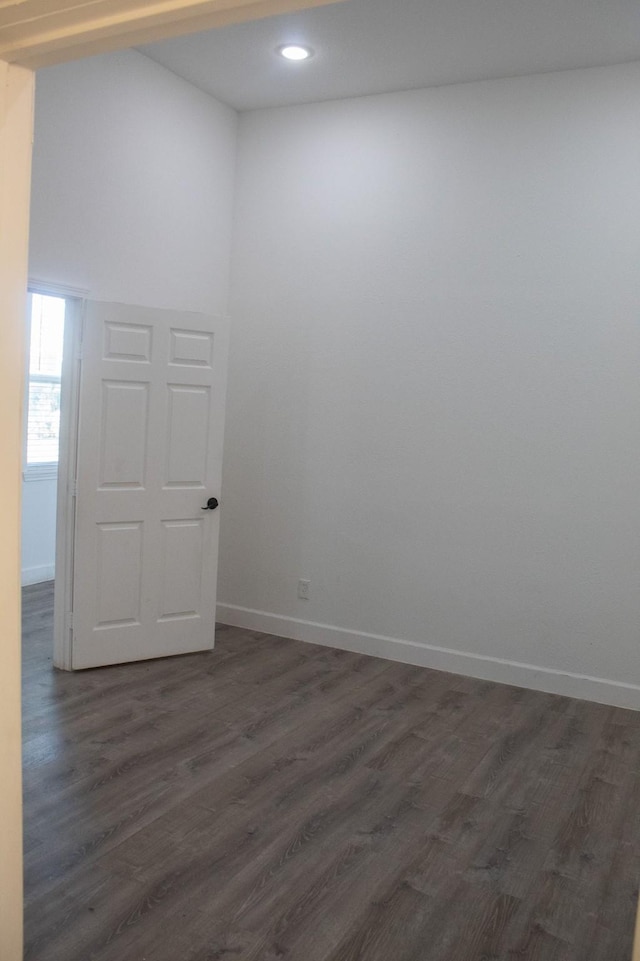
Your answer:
[24,293,66,479]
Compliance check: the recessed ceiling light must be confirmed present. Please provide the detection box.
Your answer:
[277,44,314,62]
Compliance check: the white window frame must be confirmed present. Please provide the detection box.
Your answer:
[23,281,85,482]
[24,361,63,480]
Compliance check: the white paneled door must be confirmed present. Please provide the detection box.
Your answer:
[70,302,228,669]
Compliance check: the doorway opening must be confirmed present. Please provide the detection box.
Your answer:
[21,291,226,672]
[21,283,83,672]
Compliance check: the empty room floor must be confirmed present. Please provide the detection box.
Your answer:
[23,581,640,961]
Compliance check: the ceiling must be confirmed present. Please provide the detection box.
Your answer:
[139,0,640,111]
[0,0,340,69]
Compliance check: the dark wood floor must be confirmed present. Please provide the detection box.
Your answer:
[22,581,640,961]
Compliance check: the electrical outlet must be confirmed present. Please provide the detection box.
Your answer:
[297,579,310,600]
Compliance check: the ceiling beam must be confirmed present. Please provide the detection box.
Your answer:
[0,0,345,69]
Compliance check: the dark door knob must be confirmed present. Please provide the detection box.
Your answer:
[202,497,219,511]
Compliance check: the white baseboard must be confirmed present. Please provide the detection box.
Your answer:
[21,564,55,587]
[217,603,640,712]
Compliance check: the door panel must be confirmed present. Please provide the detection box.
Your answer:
[95,522,143,626]
[159,519,204,619]
[71,301,228,670]
[165,385,210,485]
[100,380,149,487]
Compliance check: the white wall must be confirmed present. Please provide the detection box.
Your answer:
[21,477,57,585]
[219,62,640,708]
[25,48,238,585]
[30,49,237,315]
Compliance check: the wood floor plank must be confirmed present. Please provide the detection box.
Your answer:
[21,582,640,961]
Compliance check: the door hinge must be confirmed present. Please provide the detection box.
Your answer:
[65,612,74,635]
[69,479,78,497]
